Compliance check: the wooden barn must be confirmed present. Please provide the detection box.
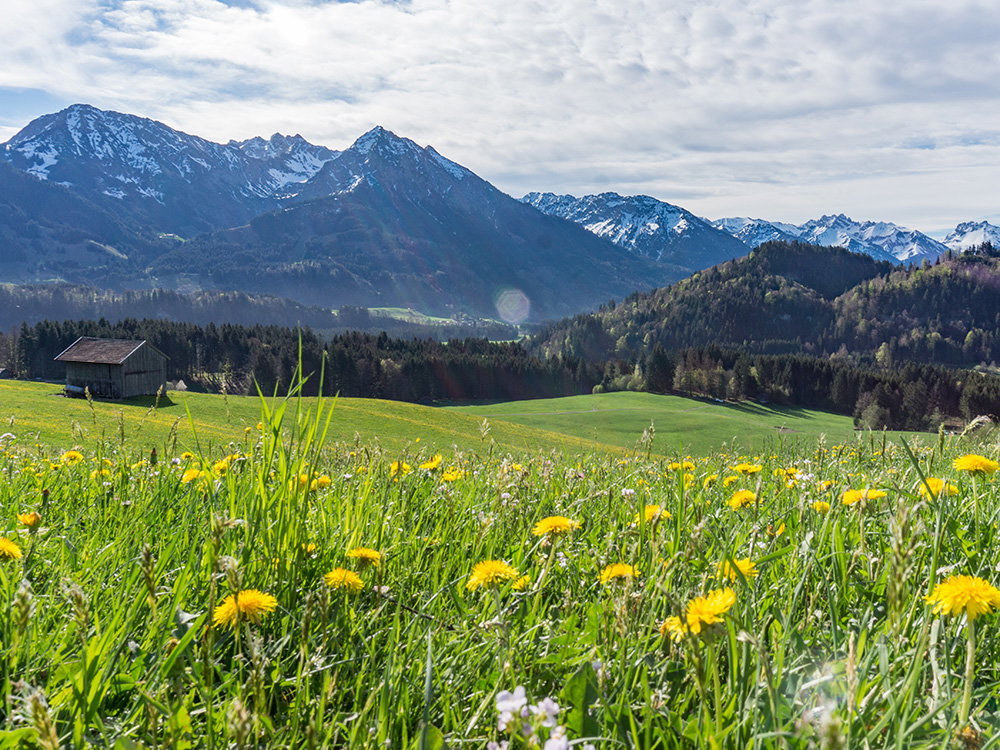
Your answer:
[55,337,168,399]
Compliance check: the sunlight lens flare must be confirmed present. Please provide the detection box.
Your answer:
[494,287,530,323]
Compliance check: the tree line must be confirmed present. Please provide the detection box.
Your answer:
[9,316,1000,431]
[5,318,599,403]
[637,345,1000,431]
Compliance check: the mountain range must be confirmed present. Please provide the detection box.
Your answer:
[1,103,997,322]
[3,104,337,235]
[0,105,687,319]
[521,194,962,266]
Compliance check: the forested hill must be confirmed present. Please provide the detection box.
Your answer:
[529,240,1000,367]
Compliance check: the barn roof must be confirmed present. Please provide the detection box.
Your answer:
[54,337,168,365]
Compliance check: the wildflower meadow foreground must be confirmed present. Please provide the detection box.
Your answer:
[4,389,1000,748]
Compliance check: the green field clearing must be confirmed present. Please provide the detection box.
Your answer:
[446,391,860,455]
[0,381,620,457]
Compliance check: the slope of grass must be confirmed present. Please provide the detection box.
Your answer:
[445,391,858,455]
[1,375,997,748]
[0,381,623,457]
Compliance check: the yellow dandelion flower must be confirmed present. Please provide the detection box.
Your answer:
[817,480,835,492]
[512,575,531,591]
[660,615,685,641]
[0,537,22,560]
[213,459,229,477]
[841,488,886,506]
[722,475,739,487]
[90,468,111,480]
[212,589,277,628]
[727,490,756,509]
[703,474,718,489]
[812,501,831,513]
[324,567,364,593]
[289,473,311,491]
[918,477,959,498]
[420,454,443,471]
[60,450,84,465]
[599,563,639,584]
[633,504,671,525]
[953,454,1000,474]
[441,467,464,482]
[181,467,209,484]
[390,461,412,480]
[766,522,786,537]
[732,462,762,475]
[466,560,520,591]
[314,474,332,489]
[17,511,42,531]
[925,575,1000,620]
[180,451,195,460]
[346,547,382,568]
[532,515,581,536]
[717,558,758,581]
[661,588,736,640]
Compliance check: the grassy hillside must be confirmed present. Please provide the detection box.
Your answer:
[0,381,619,457]
[1,382,997,747]
[446,391,858,455]
[0,383,859,457]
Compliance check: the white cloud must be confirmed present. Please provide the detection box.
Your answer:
[2,0,1000,232]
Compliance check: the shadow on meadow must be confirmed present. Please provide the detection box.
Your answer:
[721,400,817,421]
[113,394,179,409]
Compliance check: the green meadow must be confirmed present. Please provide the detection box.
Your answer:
[0,382,856,457]
[446,391,857,455]
[1,377,998,748]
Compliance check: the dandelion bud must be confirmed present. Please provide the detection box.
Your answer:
[17,511,42,533]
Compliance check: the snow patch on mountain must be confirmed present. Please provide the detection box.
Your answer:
[21,144,59,179]
[426,146,469,180]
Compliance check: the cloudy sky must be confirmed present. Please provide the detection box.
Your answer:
[2,0,998,236]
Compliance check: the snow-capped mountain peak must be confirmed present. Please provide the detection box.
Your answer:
[350,126,420,157]
[944,221,1000,252]
[1,104,339,233]
[522,191,750,271]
